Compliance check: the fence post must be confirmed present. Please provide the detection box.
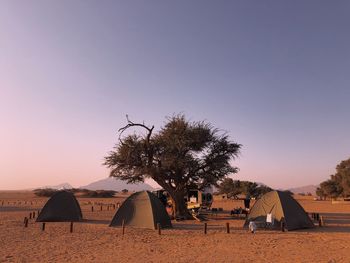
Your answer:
[42,223,45,231]
[122,219,125,235]
[281,217,286,232]
[157,223,161,235]
[70,222,74,233]
[204,223,207,234]
[226,222,230,234]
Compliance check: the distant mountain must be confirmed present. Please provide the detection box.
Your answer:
[80,177,155,192]
[38,183,73,190]
[288,185,318,195]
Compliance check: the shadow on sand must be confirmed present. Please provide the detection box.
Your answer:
[81,219,111,225]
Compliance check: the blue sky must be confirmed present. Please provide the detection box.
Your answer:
[1,1,349,189]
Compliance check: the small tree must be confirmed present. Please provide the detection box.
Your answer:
[317,158,350,199]
[104,115,241,218]
[334,159,350,197]
[316,187,325,200]
[217,178,242,199]
[318,179,341,199]
[217,179,272,199]
[241,181,258,197]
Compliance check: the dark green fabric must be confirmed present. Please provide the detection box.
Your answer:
[110,191,172,229]
[36,191,83,222]
[244,191,314,231]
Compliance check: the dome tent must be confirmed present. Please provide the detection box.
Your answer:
[110,191,172,229]
[244,190,314,231]
[36,191,83,222]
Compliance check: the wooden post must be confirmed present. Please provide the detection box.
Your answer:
[281,220,285,232]
[70,222,74,233]
[100,205,103,211]
[24,217,28,227]
[226,222,230,234]
[157,223,161,235]
[204,223,207,234]
[319,216,324,227]
[122,219,125,235]
[91,206,94,212]
[42,223,46,231]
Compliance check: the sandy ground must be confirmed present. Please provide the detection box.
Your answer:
[1,192,350,263]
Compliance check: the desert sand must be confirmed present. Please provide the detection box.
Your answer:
[1,191,350,263]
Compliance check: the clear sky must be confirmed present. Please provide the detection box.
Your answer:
[1,1,349,190]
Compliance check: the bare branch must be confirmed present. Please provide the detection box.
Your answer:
[118,115,154,145]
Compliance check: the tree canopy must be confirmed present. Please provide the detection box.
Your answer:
[316,158,350,199]
[217,178,273,199]
[104,115,241,218]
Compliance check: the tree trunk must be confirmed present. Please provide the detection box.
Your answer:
[153,180,192,219]
[171,191,191,219]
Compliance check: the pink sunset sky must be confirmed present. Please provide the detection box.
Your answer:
[1,1,350,190]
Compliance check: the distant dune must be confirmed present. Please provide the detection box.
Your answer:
[79,177,155,192]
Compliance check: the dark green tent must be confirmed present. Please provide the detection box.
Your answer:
[36,191,83,222]
[244,190,314,231]
[110,191,172,229]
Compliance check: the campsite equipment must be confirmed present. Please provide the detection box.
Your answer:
[244,190,314,231]
[153,188,213,212]
[36,191,83,222]
[110,191,172,229]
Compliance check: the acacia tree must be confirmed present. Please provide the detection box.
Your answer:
[217,178,243,198]
[104,115,241,218]
[317,158,350,199]
[217,179,272,199]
